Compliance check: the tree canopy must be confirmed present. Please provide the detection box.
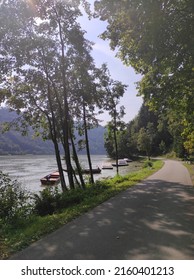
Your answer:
[95,0,194,153]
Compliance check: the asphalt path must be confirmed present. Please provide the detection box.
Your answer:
[11,160,194,260]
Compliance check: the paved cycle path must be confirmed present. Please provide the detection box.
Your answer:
[11,160,194,260]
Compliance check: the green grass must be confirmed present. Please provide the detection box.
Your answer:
[184,162,194,186]
[0,159,163,259]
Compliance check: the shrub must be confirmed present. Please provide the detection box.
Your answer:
[33,181,112,217]
[143,160,153,168]
[33,187,85,216]
[0,171,32,226]
[33,187,62,216]
[92,180,111,190]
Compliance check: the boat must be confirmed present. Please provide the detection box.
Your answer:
[40,171,60,185]
[123,158,133,162]
[112,159,129,167]
[102,164,113,170]
[63,167,102,174]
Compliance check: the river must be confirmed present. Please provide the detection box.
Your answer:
[0,155,142,193]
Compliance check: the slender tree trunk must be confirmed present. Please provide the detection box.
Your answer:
[40,48,67,191]
[114,127,119,175]
[113,108,119,175]
[52,137,67,192]
[69,130,86,189]
[57,15,74,189]
[47,115,67,192]
[83,102,94,184]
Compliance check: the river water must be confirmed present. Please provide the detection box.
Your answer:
[0,155,142,193]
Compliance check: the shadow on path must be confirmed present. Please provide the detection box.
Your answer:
[11,179,194,260]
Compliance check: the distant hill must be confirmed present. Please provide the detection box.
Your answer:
[0,108,106,155]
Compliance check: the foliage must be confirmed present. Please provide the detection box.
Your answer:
[0,171,32,226]
[100,65,127,170]
[104,103,175,159]
[143,160,153,169]
[33,181,113,216]
[94,0,194,154]
[0,0,127,190]
[33,187,85,216]
[137,127,152,159]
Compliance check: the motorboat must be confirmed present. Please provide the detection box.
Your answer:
[112,159,129,167]
[123,158,133,162]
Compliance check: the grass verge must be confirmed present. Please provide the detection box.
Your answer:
[1,160,163,259]
[184,162,194,186]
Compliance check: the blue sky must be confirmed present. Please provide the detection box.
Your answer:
[78,0,143,125]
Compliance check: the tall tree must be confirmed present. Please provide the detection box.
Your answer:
[0,0,97,189]
[99,65,127,174]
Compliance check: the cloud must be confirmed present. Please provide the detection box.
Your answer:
[93,42,116,57]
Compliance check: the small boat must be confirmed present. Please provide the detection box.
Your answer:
[123,158,133,162]
[63,167,102,174]
[112,159,129,167]
[40,171,60,185]
[102,164,113,170]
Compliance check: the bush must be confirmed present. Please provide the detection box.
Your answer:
[33,187,62,216]
[33,181,111,216]
[0,171,32,226]
[143,160,153,168]
[33,187,85,216]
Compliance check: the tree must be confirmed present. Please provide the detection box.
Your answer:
[95,0,194,154]
[0,0,98,190]
[99,65,127,174]
[137,127,152,160]
[105,102,174,159]
[68,54,102,185]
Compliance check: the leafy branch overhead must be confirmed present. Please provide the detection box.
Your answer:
[94,0,194,153]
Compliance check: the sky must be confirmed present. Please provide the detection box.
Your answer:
[78,0,143,125]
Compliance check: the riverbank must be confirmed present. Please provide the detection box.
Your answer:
[1,160,163,259]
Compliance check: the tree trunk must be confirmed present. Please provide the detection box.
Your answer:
[113,108,119,175]
[58,16,74,189]
[83,102,94,184]
[69,130,86,189]
[40,47,67,192]
[47,113,67,192]
[52,137,67,192]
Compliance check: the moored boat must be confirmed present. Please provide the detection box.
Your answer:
[63,167,102,174]
[112,159,129,167]
[102,164,113,170]
[40,171,60,185]
[123,158,133,162]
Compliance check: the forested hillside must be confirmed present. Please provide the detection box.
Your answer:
[0,108,106,155]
